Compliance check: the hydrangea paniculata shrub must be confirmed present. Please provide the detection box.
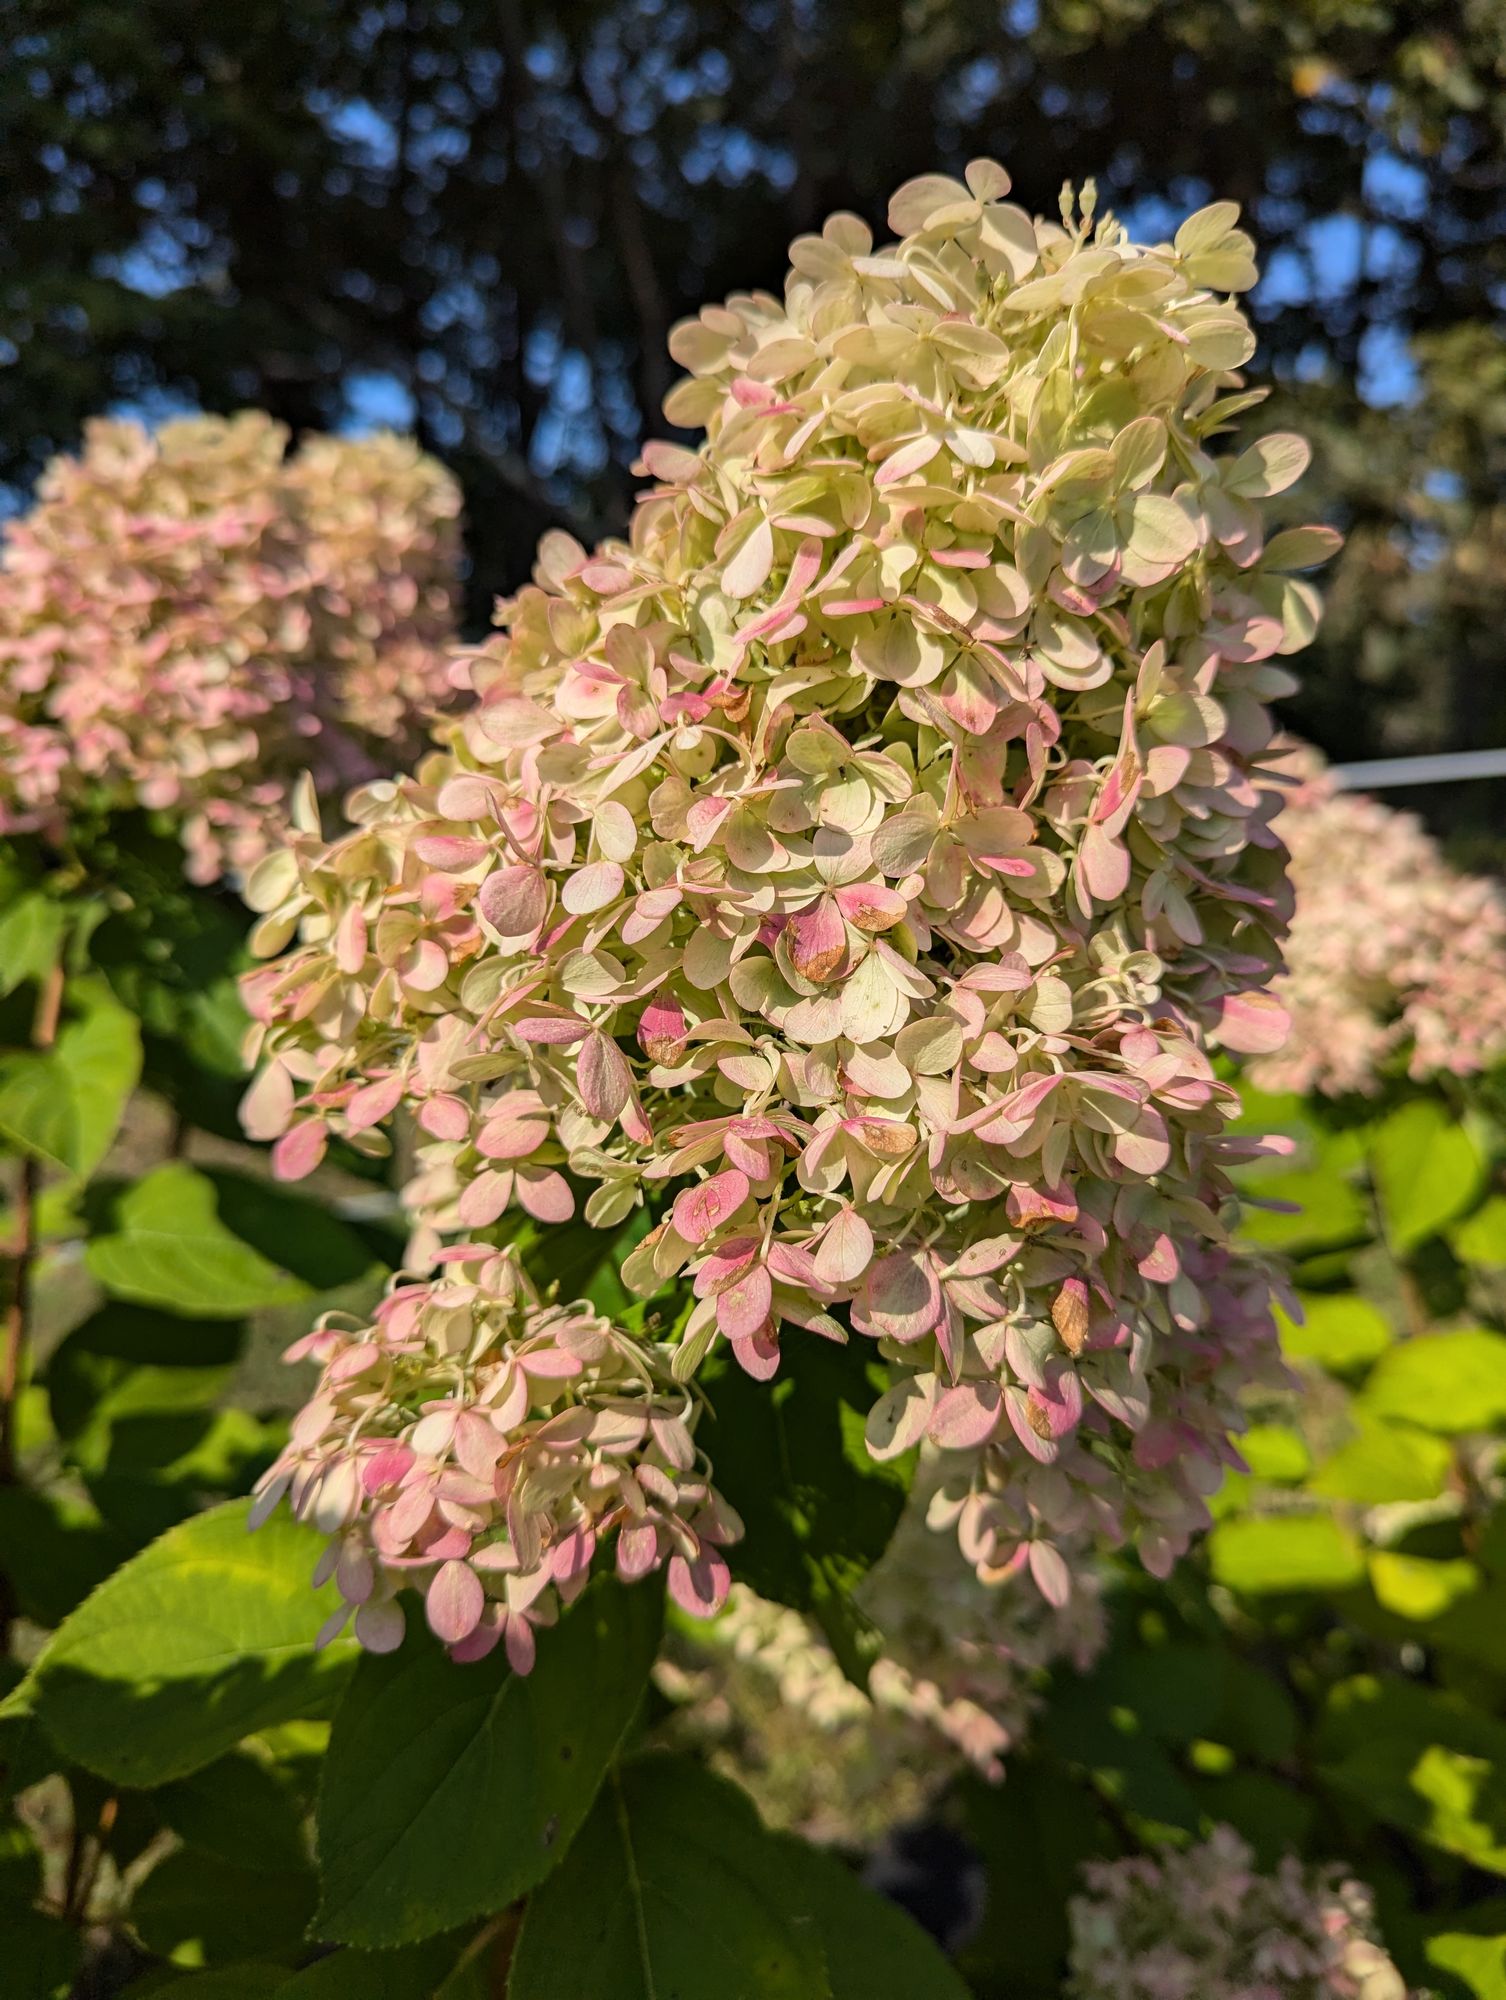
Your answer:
[251,1243,740,1663]
[243,164,1328,1652]
[0,413,461,883]
[1067,1827,1412,1999]
[1255,756,1506,1097]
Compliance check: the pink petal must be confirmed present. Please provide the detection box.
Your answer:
[503,1612,537,1675]
[478,864,548,938]
[668,1550,730,1618]
[426,1559,484,1645]
[617,1522,661,1581]
[927,1381,1004,1449]
[813,1208,874,1286]
[671,1169,750,1246]
[638,993,688,1064]
[354,1599,406,1654]
[578,1032,633,1121]
[272,1120,327,1181]
[346,1072,405,1133]
[788,897,847,984]
[515,1168,574,1223]
[715,1261,773,1341]
[1027,1540,1072,1608]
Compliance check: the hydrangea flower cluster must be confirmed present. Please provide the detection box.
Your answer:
[680,1456,1106,1782]
[251,1243,740,1667]
[1254,758,1506,1097]
[243,164,1324,1604]
[0,412,461,883]
[1067,1827,1413,2000]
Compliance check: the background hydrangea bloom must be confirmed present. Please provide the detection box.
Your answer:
[0,412,461,883]
[1255,755,1506,1097]
[243,164,1325,1608]
[1067,1826,1413,1999]
[252,1242,740,1666]
[671,1453,1107,1787]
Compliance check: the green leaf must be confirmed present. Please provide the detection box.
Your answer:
[1310,1417,1454,1503]
[132,1845,317,1967]
[1236,1168,1369,1252]
[1423,1905,1506,2000]
[1455,1197,1506,1271]
[5,1499,355,1785]
[508,1755,831,2000]
[131,1970,289,1998]
[1317,1676,1506,1875]
[6,1901,79,2000]
[155,1753,310,1871]
[1276,1292,1393,1372]
[1209,1514,1365,1594]
[314,1579,661,1947]
[1369,1552,1481,1622]
[278,1938,488,1998]
[702,1337,910,1688]
[956,1757,1113,1996]
[85,1164,363,1317]
[0,982,141,1178]
[47,1303,244,1467]
[1362,1328,1506,1434]
[0,1482,136,1627]
[1238,1423,1311,1483]
[0,891,66,1000]
[782,1839,971,2000]
[1371,1099,1486,1255]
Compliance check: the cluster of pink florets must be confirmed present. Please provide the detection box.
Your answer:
[252,1243,739,1667]
[1067,1827,1412,1999]
[243,164,1325,1622]
[0,413,461,884]
[1255,757,1506,1097]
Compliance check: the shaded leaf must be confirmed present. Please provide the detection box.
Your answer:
[315,1580,661,1947]
[508,1755,830,2000]
[4,1499,355,1785]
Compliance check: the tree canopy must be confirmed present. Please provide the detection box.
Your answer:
[4,0,1505,808]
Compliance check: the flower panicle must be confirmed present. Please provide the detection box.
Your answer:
[243,162,1327,1610]
[253,1243,741,1668]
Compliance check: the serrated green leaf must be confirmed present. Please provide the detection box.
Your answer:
[314,1580,661,1947]
[5,1499,356,1785]
[508,1755,831,2000]
[1371,1100,1486,1255]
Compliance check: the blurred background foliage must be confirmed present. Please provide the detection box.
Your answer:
[4,0,1506,834]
